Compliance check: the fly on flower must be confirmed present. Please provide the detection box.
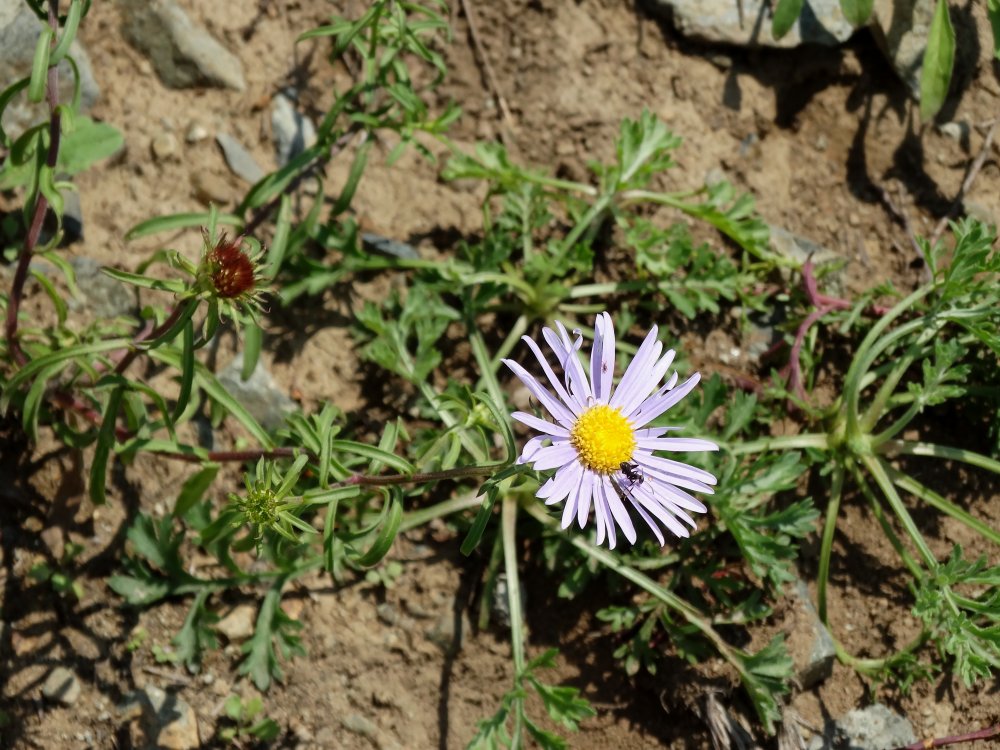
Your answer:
[502,312,718,549]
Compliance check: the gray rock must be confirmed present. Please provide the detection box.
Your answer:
[0,0,100,139]
[216,132,265,184]
[42,666,81,705]
[71,256,138,319]
[769,226,848,296]
[341,713,377,737]
[807,704,917,750]
[215,603,256,642]
[376,602,399,626]
[644,0,855,48]
[218,352,297,432]
[271,93,317,166]
[425,608,472,654]
[121,0,246,91]
[785,579,836,689]
[361,233,420,260]
[118,685,200,750]
[870,0,934,98]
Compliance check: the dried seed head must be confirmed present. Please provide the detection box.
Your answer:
[206,233,257,299]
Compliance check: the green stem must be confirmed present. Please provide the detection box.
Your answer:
[399,492,481,531]
[860,454,937,571]
[831,628,930,676]
[502,495,525,748]
[470,325,506,415]
[881,440,1000,475]
[842,285,935,438]
[816,464,844,624]
[859,326,938,434]
[851,463,923,580]
[887,469,1000,547]
[725,433,828,455]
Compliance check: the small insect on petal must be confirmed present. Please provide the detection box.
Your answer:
[504,312,719,548]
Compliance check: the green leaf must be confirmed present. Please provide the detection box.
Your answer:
[174,464,220,519]
[100,267,187,293]
[241,323,262,380]
[150,348,274,449]
[529,677,595,730]
[1,338,129,412]
[28,26,53,103]
[840,0,874,26]
[50,0,83,64]
[239,582,305,690]
[0,77,30,148]
[171,318,196,424]
[89,382,125,506]
[57,116,124,175]
[353,493,403,567]
[738,635,793,733]
[919,0,955,122]
[163,590,218,669]
[330,439,414,475]
[771,0,803,39]
[331,138,371,216]
[124,212,244,241]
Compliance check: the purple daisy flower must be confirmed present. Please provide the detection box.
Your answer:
[502,312,718,549]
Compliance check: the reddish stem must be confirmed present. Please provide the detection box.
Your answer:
[112,302,188,376]
[895,723,1000,750]
[5,1,62,366]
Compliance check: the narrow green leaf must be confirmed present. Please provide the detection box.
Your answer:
[265,194,292,276]
[100,267,187,293]
[354,494,403,567]
[124,212,244,241]
[330,439,415,475]
[461,484,497,556]
[840,0,874,26]
[29,266,68,323]
[150,348,274,448]
[771,0,803,39]
[171,318,196,424]
[330,139,371,216]
[920,0,955,122]
[242,324,262,380]
[28,27,53,103]
[174,463,220,519]
[90,382,125,505]
[22,362,65,441]
[239,145,319,211]
[1,338,130,412]
[50,0,83,64]
[38,166,64,219]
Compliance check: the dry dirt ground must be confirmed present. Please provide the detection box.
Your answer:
[2,0,1000,748]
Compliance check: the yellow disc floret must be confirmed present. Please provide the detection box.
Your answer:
[570,404,635,474]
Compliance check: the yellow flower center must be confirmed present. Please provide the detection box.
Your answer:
[570,404,635,474]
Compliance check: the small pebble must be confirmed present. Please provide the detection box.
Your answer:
[151,133,178,161]
[185,122,209,143]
